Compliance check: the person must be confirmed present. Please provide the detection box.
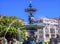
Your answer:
[54,35,59,44]
[2,37,7,44]
[49,38,54,44]
[12,38,19,44]
[0,40,2,44]
[9,41,12,44]
[23,39,27,44]
[30,40,36,44]
[54,38,58,44]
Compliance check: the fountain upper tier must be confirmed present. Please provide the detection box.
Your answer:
[25,2,37,14]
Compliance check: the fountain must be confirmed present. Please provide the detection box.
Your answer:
[24,1,45,44]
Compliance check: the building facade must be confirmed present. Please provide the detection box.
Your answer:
[58,18,60,36]
[35,17,58,42]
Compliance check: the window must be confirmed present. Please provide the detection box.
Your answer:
[50,28,55,33]
[46,34,49,37]
[51,34,55,37]
[39,20,43,23]
[45,27,49,34]
[39,29,43,34]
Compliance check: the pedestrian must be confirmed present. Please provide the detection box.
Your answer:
[1,37,7,44]
[0,40,2,44]
[54,38,58,44]
[49,38,54,44]
[23,40,27,44]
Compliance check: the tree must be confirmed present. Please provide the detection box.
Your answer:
[0,16,26,41]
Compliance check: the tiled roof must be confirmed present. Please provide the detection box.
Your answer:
[53,18,60,20]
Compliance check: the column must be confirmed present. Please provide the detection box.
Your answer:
[49,25,51,39]
[43,28,46,41]
[43,28,45,44]
[54,26,57,38]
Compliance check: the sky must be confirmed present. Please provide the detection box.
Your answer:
[0,0,60,21]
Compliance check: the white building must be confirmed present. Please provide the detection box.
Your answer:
[35,17,58,42]
[58,18,60,36]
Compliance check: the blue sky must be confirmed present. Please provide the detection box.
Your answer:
[0,0,60,21]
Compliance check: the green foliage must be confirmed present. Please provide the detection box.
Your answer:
[21,30,26,41]
[16,29,27,41]
[0,16,26,41]
[0,25,7,37]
